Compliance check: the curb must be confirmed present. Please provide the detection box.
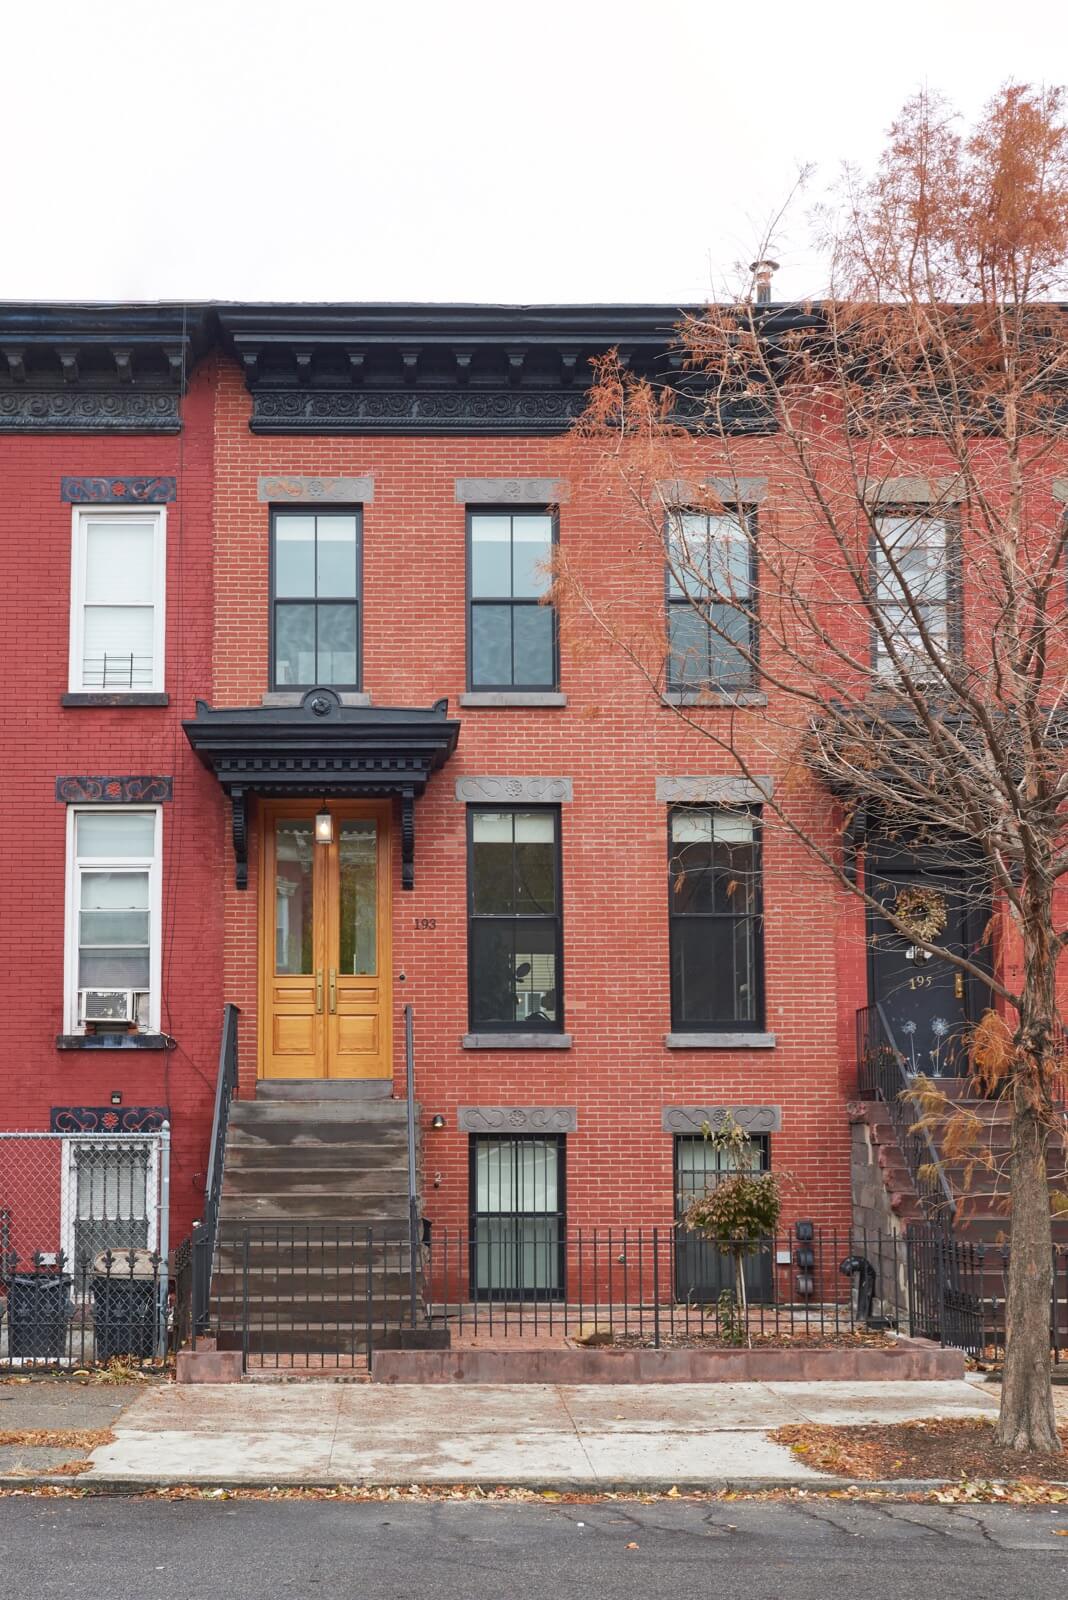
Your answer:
[4,1473,1068,1496]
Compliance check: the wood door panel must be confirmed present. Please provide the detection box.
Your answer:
[261,801,392,1081]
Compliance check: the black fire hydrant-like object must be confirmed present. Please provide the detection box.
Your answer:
[839,1254,877,1324]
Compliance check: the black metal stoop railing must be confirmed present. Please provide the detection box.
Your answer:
[190,1003,239,1335]
[857,1002,957,1223]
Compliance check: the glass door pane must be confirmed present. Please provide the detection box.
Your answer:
[338,819,377,975]
[275,820,314,974]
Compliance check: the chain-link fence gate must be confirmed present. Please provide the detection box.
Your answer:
[0,1129,170,1368]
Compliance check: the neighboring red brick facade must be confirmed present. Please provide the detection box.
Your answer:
[0,360,223,1241]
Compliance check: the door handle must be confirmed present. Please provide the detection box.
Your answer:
[329,969,337,1013]
[954,971,964,1000]
[315,970,323,1013]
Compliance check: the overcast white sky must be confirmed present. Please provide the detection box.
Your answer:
[3,0,1064,305]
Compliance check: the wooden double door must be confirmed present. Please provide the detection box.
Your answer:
[260,800,392,1079]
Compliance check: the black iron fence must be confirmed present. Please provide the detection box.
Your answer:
[0,1247,167,1368]
[908,1225,1068,1361]
[179,1221,920,1370]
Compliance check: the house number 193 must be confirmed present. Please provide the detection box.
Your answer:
[414,918,437,929]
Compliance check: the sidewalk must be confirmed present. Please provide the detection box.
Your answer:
[3,1377,1000,1490]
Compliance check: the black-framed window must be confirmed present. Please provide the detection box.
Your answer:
[872,509,959,674]
[468,509,557,689]
[470,1134,565,1299]
[666,509,756,689]
[467,807,562,1032]
[673,1133,772,1303]
[668,807,763,1030]
[271,509,361,689]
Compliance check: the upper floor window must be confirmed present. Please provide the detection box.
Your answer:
[666,510,755,690]
[65,807,161,1035]
[668,807,763,1030]
[68,509,166,694]
[468,510,557,690]
[468,807,562,1032]
[872,511,955,674]
[271,510,361,689]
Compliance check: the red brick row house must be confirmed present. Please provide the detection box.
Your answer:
[4,299,1050,1321]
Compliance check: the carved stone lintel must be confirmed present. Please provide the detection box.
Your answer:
[257,474,374,504]
[655,775,774,805]
[661,1105,782,1135]
[61,475,177,505]
[454,776,572,803]
[400,787,415,891]
[454,476,569,505]
[457,1105,578,1133]
[231,788,248,891]
[656,476,768,507]
[55,775,172,804]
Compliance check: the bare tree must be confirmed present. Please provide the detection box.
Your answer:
[557,84,1068,1452]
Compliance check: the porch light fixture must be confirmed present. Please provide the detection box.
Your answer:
[431,1114,446,1130]
[314,806,334,845]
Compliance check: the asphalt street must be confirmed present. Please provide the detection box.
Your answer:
[1,1497,1066,1599]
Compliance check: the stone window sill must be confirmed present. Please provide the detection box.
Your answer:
[459,692,567,708]
[660,690,767,708]
[56,1032,174,1051]
[664,1031,776,1050]
[61,693,170,708]
[462,1032,572,1050]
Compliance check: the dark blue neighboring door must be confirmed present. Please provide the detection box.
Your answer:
[868,867,974,1077]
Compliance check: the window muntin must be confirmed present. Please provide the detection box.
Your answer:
[468,510,557,689]
[666,510,754,689]
[468,808,562,1031]
[69,510,165,693]
[873,512,952,673]
[470,1135,564,1299]
[66,807,161,1034]
[668,808,763,1030]
[271,510,361,689]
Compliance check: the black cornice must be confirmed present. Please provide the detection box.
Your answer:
[214,302,699,435]
[0,303,213,433]
[0,299,809,436]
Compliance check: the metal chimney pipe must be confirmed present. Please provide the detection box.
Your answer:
[749,259,779,304]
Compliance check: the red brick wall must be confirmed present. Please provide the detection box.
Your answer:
[209,361,860,1233]
[0,362,224,1241]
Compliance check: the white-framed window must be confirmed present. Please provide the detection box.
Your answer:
[60,1136,159,1275]
[64,807,162,1035]
[68,508,166,693]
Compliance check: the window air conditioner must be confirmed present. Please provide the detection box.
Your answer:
[80,989,140,1024]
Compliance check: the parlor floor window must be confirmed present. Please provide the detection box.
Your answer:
[65,808,161,1034]
[468,808,562,1031]
[470,1135,564,1299]
[669,807,763,1030]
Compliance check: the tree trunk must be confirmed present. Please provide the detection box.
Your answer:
[995,1089,1062,1452]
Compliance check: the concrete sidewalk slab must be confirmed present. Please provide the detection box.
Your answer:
[765,1380,1000,1425]
[75,1377,1000,1489]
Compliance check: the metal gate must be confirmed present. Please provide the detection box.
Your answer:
[0,1129,170,1367]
